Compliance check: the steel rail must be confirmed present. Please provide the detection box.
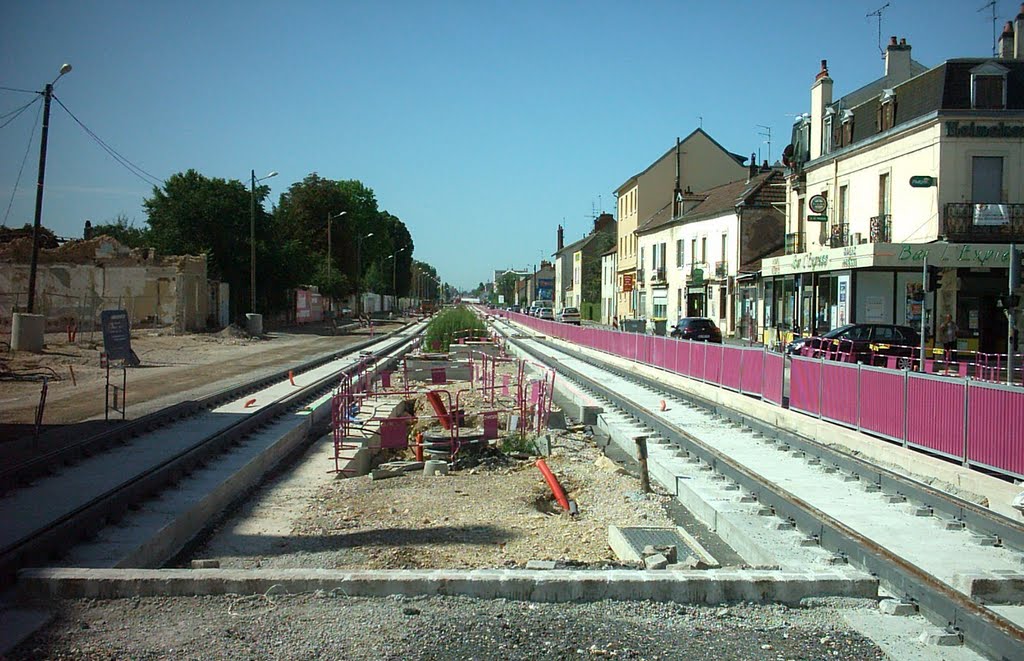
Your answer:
[1,323,414,491]
[502,329,1024,660]
[0,327,421,587]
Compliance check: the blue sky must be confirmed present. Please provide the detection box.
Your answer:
[0,0,1011,289]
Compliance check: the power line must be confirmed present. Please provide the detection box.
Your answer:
[0,95,40,129]
[0,85,38,94]
[51,95,165,188]
[2,98,43,226]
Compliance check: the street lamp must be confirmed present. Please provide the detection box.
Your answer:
[26,63,73,313]
[326,211,346,310]
[384,247,407,296]
[250,169,278,313]
[356,232,374,316]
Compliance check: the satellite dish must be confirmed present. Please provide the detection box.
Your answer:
[781,144,795,167]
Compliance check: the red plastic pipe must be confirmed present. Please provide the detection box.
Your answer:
[535,459,570,512]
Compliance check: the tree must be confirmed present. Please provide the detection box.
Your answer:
[581,232,615,303]
[496,271,518,304]
[90,213,150,248]
[144,169,272,318]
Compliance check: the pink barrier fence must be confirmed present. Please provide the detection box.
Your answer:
[501,311,1024,480]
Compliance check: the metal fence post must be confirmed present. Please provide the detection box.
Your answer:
[962,379,971,467]
[901,368,909,447]
[856,362,862,432]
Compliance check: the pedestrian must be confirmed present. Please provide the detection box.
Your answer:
[939,313,959,364]
[612,315,618,330]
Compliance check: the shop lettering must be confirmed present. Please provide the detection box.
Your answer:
[945,121,1024,138]
[897,244,1010,265]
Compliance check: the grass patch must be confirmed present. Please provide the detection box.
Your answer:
[424,306,486,352]
[500,432,538,455]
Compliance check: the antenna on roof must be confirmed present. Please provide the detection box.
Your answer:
[866,2,890,59]
[756,125,772,165]
[697,115,703,129]
[978,0,997,56]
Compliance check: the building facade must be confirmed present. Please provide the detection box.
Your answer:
[636,168,785,338]
[601,246,617,324]
[765,26,1024,353]
[614,129,749,320]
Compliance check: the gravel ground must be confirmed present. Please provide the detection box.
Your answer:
[10,594,886,660]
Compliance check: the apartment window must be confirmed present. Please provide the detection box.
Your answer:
[658,242,666,270]
[839,185,849,224]
[840,109,854,147]
[676,239,683,268]
[701,237,707,263]
[822,108,834,155]
[971,62,1008,110]
[972,156,1004,203]
[877,89,896,131]
[720,234,727,264]
[878,174,890,216]
[690,239,697,265]
[677,289,683,317]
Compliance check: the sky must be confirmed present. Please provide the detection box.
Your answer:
[0,0,1013,289]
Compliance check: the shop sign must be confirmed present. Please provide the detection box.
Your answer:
[909,175,936,188]
[808,214,828,222]
[894,243,1012,267]
[808,195,828,214]
[945,121,1024,138]
[622,273,634,292]
[690,268,704,286]
[973,203,1009,226]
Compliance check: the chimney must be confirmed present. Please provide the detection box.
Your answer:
[557,224,564,251]
[679,186,706,216]
[999,21,1015,58]
[594,212,614,233]
[885,36,913,83]
[1016,4,1024,59]
[83,220,93,240]
[809,59,833,161]
[747,152,757,181]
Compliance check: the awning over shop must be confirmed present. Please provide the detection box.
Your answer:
[761,241,1016,277]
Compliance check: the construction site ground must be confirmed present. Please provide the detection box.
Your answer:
[0,319,405,443]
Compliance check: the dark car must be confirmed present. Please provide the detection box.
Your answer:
[670,317,723,342]
[786,323,921,367]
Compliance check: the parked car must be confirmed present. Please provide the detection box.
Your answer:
[670,317,723,342]
[786,323,921,367]
[558,307,581,325]
[527,306,538,316]
[537,307,555,320]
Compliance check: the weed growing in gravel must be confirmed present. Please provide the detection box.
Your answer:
[500,432,538,455]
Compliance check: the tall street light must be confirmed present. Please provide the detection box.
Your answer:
[388,247,407,297]
[249,169,278,313]
[326,210,346,310]
[356,231,374,316]
[26,63,73,313]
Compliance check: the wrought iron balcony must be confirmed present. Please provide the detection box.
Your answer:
[870,214,891,242]
[943,203,1024,243]
[785,232,805,254]
[714,261,728,279]
[829,223,850,248]
[651,266,666,283]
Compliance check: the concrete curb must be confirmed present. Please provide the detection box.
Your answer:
[18,567,878,605]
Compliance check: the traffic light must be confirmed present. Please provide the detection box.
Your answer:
[925,266,942,293]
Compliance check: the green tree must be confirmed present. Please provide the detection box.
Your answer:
[496,271,517,304]
[144,169,273,318]
[581,232,615,303]
[90,213,150,248]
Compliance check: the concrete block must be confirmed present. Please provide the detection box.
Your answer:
[580,405,602,426]
[882,494,906,504]
[644,554,669,570]
[370,469,406,481]
[918,629,961,646]
[913,506,933,517]
[190,559,220,569]
[423,460,449,476]
[879,598,918,616]
[525,560,556,570]
[771,521,794,531]
[545,409,567,430]
[863,483,880,493]
[11,313,45,352]
[942,519,965,531]
[952,572,1024,603]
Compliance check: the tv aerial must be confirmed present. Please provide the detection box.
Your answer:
[867,2,890,59]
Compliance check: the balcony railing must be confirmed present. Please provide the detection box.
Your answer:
[943,203,1024,243]
[651,266,666,283]
[870,214,891,242]
[714,261,728,279]
[637,269,645,286]
[829,223,850,248]
[785,232,805,254]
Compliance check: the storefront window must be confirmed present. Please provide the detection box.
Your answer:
[764,280,775,327]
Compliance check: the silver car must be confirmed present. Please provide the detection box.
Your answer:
[558,307,581,325]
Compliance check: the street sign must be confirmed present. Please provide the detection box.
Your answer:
[100,309,140,366]
[909,175,936,188]
[808,214,828,222]
[808,195,828,213]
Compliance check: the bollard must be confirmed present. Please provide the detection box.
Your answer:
[635,436,651,494]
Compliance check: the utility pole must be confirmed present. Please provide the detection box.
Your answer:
[1009,244,1020,385]
[27,64,73,312]
[920,256,927,368]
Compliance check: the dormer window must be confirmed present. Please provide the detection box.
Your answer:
[822,106,835,155]
[840,109,854,147]
[971,62,1008,110]
[878,89,897,131]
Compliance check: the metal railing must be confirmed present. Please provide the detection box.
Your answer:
[869,214,891,243]
[651,267,666,283]
[829,223,850,248]
[637,269,645,286]
[785,232,805,254]
[943,203,1024,242]
[714,261,728,279]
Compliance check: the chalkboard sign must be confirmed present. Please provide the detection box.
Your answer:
[100,309,140,366]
